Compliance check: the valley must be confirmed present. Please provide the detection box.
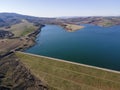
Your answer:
[0,13,120,90]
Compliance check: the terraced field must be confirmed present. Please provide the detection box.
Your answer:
[16,52,120,90]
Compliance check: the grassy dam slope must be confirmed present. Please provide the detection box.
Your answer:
[16,52,120,90]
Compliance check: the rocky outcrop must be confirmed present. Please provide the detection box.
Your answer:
[0,54,48,90]
[0,30,14,39]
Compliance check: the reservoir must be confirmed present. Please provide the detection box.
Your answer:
[25,24,120,71]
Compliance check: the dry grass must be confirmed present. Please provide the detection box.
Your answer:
[0,39,22,54]
[0,38,34,54]
[16,52,120,90]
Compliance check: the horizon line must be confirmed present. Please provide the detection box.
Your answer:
[0,12,120,18]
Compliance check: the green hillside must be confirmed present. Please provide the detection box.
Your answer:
[5,20,38,37]
[16,52,120,90]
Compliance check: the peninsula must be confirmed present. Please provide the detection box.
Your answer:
[61,23,84,32]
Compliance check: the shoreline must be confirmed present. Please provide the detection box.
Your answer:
[1,24,120,73]
[13,24,45,52]
[21,24,120,72]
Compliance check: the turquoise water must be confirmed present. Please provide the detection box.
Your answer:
[25,24,120,71]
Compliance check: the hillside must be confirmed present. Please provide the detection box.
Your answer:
[16,52,120,90]
[0,53,47,90]
[58,17,120,27]
[0,13,45,55]
[0,13,46,37]
[0,13,55,28]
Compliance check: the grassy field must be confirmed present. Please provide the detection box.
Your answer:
[16,52,120,90]
[9,20,38,37]
[0,19,38,37]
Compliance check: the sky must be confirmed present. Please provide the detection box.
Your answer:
[0,0,120,17]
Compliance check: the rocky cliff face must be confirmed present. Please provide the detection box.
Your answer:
[0,54,48,90]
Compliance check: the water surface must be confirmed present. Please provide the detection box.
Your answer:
[26,24,120,71]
